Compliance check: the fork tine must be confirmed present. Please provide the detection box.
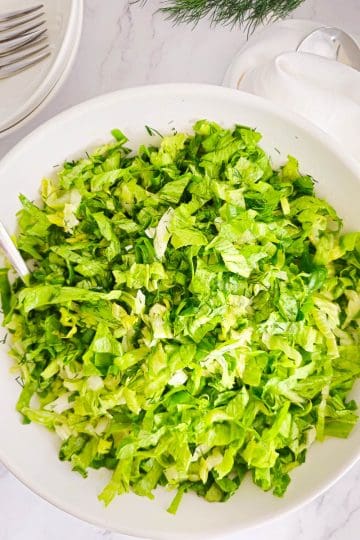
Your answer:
[0,41,49,68]
[0,11,44,33]
[0,28,47,54]
[0,34,47,57]
[0,20,45,43]
[0,20,46,42]
[0,49,50,79]
[0,5,43,24]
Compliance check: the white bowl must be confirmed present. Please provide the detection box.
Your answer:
[0,84,360,539]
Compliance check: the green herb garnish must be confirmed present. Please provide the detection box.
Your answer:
[142,0,305,28]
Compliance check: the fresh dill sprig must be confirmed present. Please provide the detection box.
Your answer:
[157,0,305,28]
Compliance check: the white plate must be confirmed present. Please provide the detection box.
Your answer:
[0,84,360,539]
[0,0,83,135]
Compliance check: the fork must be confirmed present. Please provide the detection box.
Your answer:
[0,4,50,80]
[0,220,29,283]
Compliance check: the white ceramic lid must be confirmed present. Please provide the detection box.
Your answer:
[0,0,83,135]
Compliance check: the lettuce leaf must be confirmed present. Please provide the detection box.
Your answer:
[1,120,359,514]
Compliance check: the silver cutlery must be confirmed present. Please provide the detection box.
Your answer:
[0,4,50,80]
[297,26,360,71]
[0,221,29,283]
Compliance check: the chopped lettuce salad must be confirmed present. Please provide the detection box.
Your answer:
[1,120,360,512]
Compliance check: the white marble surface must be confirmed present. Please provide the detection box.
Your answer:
[1,0,360,539]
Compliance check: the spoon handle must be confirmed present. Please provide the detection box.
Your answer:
[296,26,360,71]
[0,221,29,282]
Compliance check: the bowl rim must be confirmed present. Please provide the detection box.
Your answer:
[1,82,360,177]
[1,83,360,539]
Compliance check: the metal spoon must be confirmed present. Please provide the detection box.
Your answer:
[297,26,360,71]
[0,221,29,282]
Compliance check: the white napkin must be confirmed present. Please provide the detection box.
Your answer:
[224,20,360,162]
[240,52,360,161]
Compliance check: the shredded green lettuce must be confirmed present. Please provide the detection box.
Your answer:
[1,120,360,512]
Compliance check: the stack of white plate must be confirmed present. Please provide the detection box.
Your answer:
[0,0,83,137]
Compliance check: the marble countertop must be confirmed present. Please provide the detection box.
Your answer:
[1,0,360,539]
